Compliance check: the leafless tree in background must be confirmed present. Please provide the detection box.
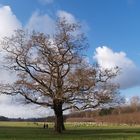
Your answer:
[0,18,121,133]
[130,96,140,112]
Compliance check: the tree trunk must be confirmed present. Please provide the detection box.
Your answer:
[62,116,65,131]
[53,99,65,133]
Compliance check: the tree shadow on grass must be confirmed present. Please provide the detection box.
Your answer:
[0,126,140,140]
[60,128,140,140]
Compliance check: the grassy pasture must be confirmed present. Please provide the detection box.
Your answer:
[0,122,140,140]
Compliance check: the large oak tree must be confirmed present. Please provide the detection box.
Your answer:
[0,18,121,133]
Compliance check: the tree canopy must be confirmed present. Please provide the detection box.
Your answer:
[0,18,122,133]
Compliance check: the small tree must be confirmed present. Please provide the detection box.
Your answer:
[0,18,121,133]
[130,96,140,112]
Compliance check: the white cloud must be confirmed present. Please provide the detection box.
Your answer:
[0,95,53,118]
[0,6,58,118]
[94,46,140,89]
[0,6,21,38]
[38,0,54,5]
[57,10,77,24]
[0,6,83,118]
[0,5,20,83]
[26,10,83,35]
[0,6,51,118]
[26,11,55,35]
[94,46,135,69]
[57,10,89,34]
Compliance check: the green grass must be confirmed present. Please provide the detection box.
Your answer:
[0,122,140,140]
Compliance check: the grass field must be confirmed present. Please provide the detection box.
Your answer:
[0,122,140,140]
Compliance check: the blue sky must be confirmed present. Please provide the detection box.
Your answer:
[1,0,140,62]
[0,0,139,117]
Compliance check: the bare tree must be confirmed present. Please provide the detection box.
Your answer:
[0,18,121,133]
[130,96,140,112]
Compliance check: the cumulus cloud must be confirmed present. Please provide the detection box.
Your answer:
[26,10,83,35]
[0,5,81,118]
[94,46,135,69]
[94,46,140,89]
[26,11,55,35]
[57,10,77,23]
[0,95,53,118]
[0,5,53,118]
[57,10,89,34]
[0,5,20,83]
[0,6,21,38]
